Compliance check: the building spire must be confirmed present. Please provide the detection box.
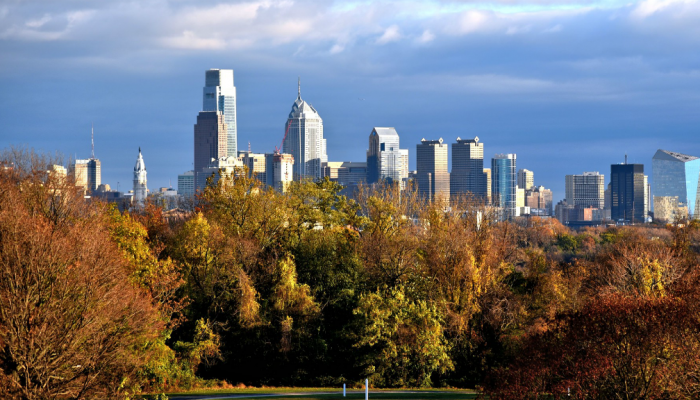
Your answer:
[298,76,301,99]
[91,123,95,160]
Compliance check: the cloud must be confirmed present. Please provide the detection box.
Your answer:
[542,24,562,33]
[330,43,345,54]
[417,29,436,43]
[161,31,227,50]
[377,25,402,44]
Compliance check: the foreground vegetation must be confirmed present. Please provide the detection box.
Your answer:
[1,148,700,399]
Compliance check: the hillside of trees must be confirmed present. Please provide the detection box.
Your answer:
[2,148,700,399]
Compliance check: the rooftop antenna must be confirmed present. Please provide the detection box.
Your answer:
[248,141,251,153]
[298,76,301,99]
[625,153,628,165]
[91,123,95,160]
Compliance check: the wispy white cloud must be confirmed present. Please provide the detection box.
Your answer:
[377,25,401,44]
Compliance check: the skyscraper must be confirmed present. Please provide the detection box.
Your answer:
[450,136,487,200]
[69,159,89,192]
[283,79,326,181]
[203,69,237,156]
[517,169,534,191]
[652,149,700,221]
[416,138,450,203]
[194,111,228,190]
[86,159,100,193]
[611,160,646,223]
[178,170,195,198]
[565,172,605,209]
[367,127,407,187]
[492,154,517,219]
[133,148,148,204]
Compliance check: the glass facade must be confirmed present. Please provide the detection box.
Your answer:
[652,149,700,219]
[367,127,403,186]
[203,69,237,156]
[611,163,645,223]
[491,154,517,219]
[450,137,487,200]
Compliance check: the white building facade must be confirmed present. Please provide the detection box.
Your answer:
[133,148,148,204]
[282,80,326,181]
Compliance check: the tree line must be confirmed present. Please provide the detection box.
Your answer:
[1,148,699,399]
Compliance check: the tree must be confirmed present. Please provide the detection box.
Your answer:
[0,153,161,399]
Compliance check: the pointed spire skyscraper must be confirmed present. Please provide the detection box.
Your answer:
[282,78,327,180]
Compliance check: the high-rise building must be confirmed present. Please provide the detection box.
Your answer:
[178,170,195,198]
[450,137,487,201]
[86,159,101,193]
[133,148,148,204]
[70,159,89,192]
[194,111,228,190]
[517,169,534,191]
[492,154,517,219]
[274,153,295,193]
[323,162,367,187]
[652,149,700,221]
[367,127,407,188]
[525,186,553,215]
[484,168,492,204]
[416,138,450,203]
[203,69,237,156]
[399,149,409,188]
[565,172,605,209]
[238,151,267,183]
[611,160,646,223]
[283,79,326,181]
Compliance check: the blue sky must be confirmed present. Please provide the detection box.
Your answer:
[1,0,700,200]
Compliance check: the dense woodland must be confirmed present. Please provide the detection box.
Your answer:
[2,148,700,400]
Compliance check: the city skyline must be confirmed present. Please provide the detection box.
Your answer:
[2,0,700,201]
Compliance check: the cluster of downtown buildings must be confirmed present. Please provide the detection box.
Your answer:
[55,68,700,225]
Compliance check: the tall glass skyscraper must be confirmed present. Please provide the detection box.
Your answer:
[203,69,237,156]
[367,127,407,188]
[652,149,700,221]
[283,80,326,181]
[492,154,517,219]
[416,138,450,203]
[450,137,487,200]
[611,162,646,223]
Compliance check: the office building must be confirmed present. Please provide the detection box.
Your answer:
[525,186,553,215]
[450,137,487,201]
[611,159,646,223]
[367,127,407,188]
[323,162,367,187]
[484,168,492,204]
[565,172,605,209]
[239,151,267,183]
[416,138,450,203]
[517,169,534,191]
[133,148,148,204]
[194,111,228,191]
[203,69,237,156]
[400,149,409,188]
[178,171,195,198]
[516,187,525,209]
[200,156,243,188]
[652,149,700,221]
[492,154,518,219]
[86,159,101,193]
[70,159,89,191]
[283,80,326,181]
[273,153,295,193]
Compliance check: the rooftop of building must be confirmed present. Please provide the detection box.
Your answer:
[371,127,399,137]
[653,149,700,163]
